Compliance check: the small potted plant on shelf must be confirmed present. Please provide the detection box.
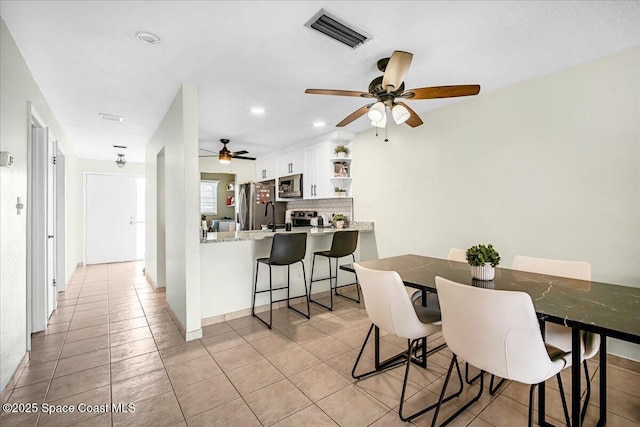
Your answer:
[466,243,501,281]
[333,214,348,229]
[334,187,347,197]
[334,145,350,158]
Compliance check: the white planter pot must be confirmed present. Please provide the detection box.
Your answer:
[470,263,495,281]
[335,220,345,229]
[336,152,346,158]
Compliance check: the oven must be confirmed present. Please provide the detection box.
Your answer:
[290,210,317,227]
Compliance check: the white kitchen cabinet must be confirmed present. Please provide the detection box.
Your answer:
[303,141,331,199]
[255,157,277,182]
[278,150,303,176]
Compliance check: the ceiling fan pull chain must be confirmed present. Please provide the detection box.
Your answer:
[384,125,389,143]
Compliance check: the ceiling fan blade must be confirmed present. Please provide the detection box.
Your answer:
[336,104,374,127]
[199,148,218,154]
[305,89,373,98]
[382,51,413,92]
[232,155,256,160]
[231,150,248,156]
[402,85,481,100]
[396,102,423,127]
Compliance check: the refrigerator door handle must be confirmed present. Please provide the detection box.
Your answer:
[239,186,247,230]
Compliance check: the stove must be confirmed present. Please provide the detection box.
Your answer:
[290,210,317,227]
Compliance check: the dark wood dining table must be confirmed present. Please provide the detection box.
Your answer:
[341,254,640,427]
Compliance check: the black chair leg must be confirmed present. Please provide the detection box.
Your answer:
[556,373,571,427]
[352,325,406,380]
[528,384,537,427]
[309,254,335,311]
[399,340,464,422]
[286,261,310,319]
[489,373,506,395]
[432,355,477,427]
[334,254,361,304]
[252,261,274,329]
[581,360,590,423]
[251,261,259,317]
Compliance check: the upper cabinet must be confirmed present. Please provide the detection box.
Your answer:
[256,130,355,199]
[255,157,277,181]
[278,150,303,176]
[303,141,331,199]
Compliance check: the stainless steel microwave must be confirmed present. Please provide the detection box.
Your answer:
[278,174,303,198]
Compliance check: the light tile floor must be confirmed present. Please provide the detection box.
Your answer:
[1,261,639,426]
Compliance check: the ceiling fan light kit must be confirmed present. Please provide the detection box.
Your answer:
[305,50,481,131]
[367,102,385,122]
[392,104,410,124]
[371,114,386,128]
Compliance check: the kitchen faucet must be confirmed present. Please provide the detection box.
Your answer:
[265,201,276,232]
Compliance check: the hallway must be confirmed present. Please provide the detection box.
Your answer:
[1,262,639,426]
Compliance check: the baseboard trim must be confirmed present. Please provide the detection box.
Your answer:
[200,290,335,326]
[165,302,202,341]
[0,351,30,403]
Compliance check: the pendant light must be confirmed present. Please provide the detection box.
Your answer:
[115,153,126,168]
[367,101,385,122]
[392,104,410,124]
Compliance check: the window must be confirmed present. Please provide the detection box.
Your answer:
[200,180,219,215]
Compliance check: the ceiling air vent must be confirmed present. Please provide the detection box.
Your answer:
[304,9,372,49]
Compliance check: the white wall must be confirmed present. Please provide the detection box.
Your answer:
[353,47,640,359]
[0,18,79,393]
[199,157,255,181]
[145,84,201,338]
[76,159,144,265]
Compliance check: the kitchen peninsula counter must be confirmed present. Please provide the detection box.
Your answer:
[199,222,377,324]
[201,222,374,243]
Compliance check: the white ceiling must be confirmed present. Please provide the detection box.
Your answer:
[1,1,639,162]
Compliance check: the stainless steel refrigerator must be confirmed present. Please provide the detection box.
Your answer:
[238,181,286,230]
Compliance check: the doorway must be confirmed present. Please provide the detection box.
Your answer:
[29,105,61,333]
[85,174,145,264]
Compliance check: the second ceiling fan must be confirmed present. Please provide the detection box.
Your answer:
[305,50,481,128]
[199,139,256,163]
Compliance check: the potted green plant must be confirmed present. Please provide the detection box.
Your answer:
[334,145,350,158]
[333,214,348,229]
[334,187,347,197]
[466,244,501,281]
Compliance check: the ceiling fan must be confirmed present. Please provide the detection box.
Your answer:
[199,139,256,163]
[305,50,481,128]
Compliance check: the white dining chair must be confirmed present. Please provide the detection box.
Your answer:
[512,255,600,422]
[433,277,571,427]
[352,263,462,422]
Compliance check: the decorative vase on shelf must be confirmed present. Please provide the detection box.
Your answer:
[336,152,346,159]
[470,263,495,281]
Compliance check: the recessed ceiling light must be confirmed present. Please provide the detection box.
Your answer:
[136,31,160,46]
[313,121,326,127]
[250,107,265,115]
[99,113,124,122]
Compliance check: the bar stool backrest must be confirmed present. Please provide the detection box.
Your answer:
[328,230,359,258]
[269,233,307,265]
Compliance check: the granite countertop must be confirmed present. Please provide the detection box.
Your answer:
[201,222,374,243]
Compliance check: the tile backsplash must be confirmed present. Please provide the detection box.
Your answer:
[286,198,353,221]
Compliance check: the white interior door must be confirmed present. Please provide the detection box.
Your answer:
[30,126,48,332]
[46,139,57,316]
[86,174,140,264]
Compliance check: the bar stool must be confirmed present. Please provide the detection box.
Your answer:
[252,233,310,329]
[309,230,359,311]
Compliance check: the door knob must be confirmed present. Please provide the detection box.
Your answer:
[48,235,54,239]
